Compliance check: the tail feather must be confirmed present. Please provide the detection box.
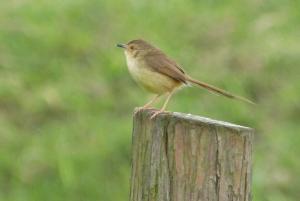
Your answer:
[186,76,255,105]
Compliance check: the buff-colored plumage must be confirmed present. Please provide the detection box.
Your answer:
[117,39,254,118]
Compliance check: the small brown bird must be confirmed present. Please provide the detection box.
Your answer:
[117,39,254,118]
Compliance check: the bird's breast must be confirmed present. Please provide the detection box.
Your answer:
[125,53,182,94]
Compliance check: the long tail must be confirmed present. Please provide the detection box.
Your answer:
[186,76,255,105]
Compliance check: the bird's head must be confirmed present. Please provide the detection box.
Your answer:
[117,39,155,58]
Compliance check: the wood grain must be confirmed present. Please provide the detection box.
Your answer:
[130,109,253,201]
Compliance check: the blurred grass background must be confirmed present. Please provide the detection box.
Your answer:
[0,0,300,200]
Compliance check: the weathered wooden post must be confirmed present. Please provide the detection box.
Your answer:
[130,109,253,201]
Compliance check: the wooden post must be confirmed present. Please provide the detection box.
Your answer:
[130,109,253,201]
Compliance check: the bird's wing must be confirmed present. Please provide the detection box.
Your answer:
[144,52,187,84]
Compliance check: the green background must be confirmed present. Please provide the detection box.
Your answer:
[1,0,299,200]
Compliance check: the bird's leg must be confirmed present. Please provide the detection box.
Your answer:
[150,90,175,119]
[143,94,160,108]
[134,94,160,115]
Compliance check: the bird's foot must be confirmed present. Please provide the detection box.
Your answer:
[150,110,165,119]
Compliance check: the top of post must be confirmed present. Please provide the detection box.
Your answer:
[134,108,254,133]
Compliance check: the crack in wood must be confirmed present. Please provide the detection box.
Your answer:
[130,109,253,201]
[214,127,221,201]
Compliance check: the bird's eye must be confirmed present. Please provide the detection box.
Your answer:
[129,45,134,50]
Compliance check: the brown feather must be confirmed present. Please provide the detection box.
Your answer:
[144,51,187,84]
[186,76,255,105]
[123,39,255,105]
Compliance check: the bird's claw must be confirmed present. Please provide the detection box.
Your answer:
[150,110,164,119]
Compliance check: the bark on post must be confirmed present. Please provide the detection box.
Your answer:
[130,109,253,201]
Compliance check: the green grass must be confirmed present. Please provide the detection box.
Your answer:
[1,0,300,200]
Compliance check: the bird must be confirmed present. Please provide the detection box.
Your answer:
[117,39,254,118]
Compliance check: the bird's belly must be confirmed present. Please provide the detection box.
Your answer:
[127,59,180,94]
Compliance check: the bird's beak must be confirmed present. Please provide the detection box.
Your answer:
[116,43,127,49]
